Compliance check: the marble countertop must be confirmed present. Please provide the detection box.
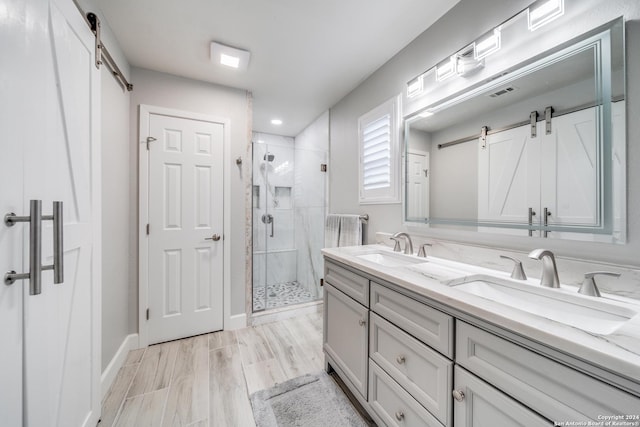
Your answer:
[322,244,640,388]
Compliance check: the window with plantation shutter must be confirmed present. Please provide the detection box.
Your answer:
[358,95,401,204]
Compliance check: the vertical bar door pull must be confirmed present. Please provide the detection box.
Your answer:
[52,201,64,284]
[3,200,64,294]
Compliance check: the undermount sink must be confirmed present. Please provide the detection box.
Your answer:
[356,252,425,267]
[448,275,639,335]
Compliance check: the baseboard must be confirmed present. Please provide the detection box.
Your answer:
[101,333,139,399]
[225,313,247,330]
[250,300,323,326]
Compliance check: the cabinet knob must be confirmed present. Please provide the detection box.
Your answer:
[358,319,366,326]
[396,355,406,364]
[395,411,405,421]
[452,389,465,402]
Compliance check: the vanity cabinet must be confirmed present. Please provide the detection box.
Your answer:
[323,262,370,400]
[323,258,640,426]
[453,366,551,427]
[456,321,640,422]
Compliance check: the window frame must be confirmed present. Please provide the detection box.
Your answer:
[358,94,402,204]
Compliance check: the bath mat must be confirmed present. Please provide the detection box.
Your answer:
[249,371,370,427]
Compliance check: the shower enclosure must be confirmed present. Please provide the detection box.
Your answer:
[252,132,327,312]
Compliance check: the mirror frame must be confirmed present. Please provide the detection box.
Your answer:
[402,17,626,243]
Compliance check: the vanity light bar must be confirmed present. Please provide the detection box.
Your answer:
[407,76,424,98]
[474,28,502,60]
[528,0,564,31]
[436,56,457,82]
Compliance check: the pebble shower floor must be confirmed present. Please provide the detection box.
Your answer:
[252,281,316,311]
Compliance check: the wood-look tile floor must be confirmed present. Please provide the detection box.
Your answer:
[99,312,324,427]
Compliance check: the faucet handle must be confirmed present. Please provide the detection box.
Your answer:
[417,243,432,258]
[579,271,621,297]
[390,237,402,252]
[500,255,527,280]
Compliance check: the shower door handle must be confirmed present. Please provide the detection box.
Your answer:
[261,214,274,237]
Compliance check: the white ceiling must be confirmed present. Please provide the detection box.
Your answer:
[97,0,460,136]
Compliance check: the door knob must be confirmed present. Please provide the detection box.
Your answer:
[205,234,221,241]
[452,389,465,402]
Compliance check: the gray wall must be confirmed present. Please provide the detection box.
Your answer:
[129,68,251,320]
[101,68,132,370]
[329,0,640,266]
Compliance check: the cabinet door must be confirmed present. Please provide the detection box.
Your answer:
[323,284,369,399]
[453,366,551,427]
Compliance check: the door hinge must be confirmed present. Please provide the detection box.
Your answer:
[146,308,149,320]
[146,224,150,235]
[545,106,553,135]
[320,278,324,287]
[320,164,327,172]
[146,136,157,150]
[479,126,488,149]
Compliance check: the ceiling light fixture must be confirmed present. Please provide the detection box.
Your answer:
[210,42,251,71]
[474,28,502,60]
[271,119,283,125]
[435,56,457,82]
[528,0,564,31]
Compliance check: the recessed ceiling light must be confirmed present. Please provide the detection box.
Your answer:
[271,119,283,125]
[220,53,240,68]
[210,42,251,70]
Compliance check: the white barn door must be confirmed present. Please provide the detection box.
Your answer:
[143,111,225,345]
[0,0,101,426]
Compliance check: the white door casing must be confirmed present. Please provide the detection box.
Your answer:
[0,0,101,426]
[407,150,430,219]
[139,106,231,346]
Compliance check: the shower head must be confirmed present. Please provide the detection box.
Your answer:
[264,153,275,162]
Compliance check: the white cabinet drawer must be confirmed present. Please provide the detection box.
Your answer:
[323,284,369,399]
[325,260,369,307]
[456,321,640,422]
[369,360,444,427]
[370,313,452,426]
[453,365,551,426]
[370,282,454,357]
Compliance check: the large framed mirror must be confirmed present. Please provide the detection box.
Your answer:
[404,17,625,243]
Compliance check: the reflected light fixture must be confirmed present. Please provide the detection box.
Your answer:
[436,56,457,82]
[407,76,424,98]
[210,41,251,70]
[528,0,564,31]
[474,28,501,60]
[271,119,283,125]
[418,110,434,118]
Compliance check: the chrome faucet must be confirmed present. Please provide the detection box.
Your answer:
[528,249,560,288]
[391,232,414,255]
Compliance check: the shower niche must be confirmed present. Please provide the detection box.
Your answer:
[252,132,327,312]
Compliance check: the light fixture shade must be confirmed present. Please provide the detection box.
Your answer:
[210,42,251,70]
[436,56,457,82]
[528,0,564,31]
[407,76,423,98]
[474,28,501,60]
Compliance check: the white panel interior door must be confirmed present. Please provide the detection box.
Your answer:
[407,151,429,219]
[147,113,224,344]
[478,123,540,226]
[0,0,100,426]
[0,0,26,420]
[542,107,599,226]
